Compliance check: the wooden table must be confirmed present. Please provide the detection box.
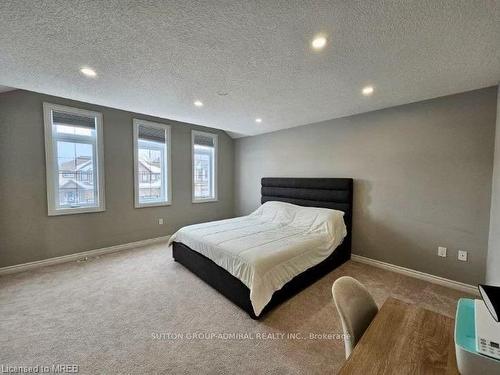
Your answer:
[339,297,459,374]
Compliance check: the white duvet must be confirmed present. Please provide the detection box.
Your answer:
[168,201,347,316]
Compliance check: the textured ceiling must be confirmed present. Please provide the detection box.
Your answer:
[0,1,499,137]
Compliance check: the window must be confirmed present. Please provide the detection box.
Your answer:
[43,103,105,215]
[133,119,171,207]
[192,130,218,202]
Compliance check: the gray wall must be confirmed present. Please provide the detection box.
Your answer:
[487,86,500,285]
[0,90,234,267]
[235,87,498,285]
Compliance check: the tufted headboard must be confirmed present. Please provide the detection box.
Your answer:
[261,177,353,251]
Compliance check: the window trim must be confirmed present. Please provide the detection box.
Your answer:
[43,102,105,216]
[133,119,172,208]
[191,130,218,203]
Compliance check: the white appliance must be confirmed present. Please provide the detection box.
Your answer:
[475,299,500,360]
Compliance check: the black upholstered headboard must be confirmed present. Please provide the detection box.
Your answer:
[261,177,353,250]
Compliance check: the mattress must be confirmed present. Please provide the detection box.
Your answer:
[168,201,347,316]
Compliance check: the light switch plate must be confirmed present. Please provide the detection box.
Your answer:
[158,218,164,225]
[458,250,468,262]
[438,246,447,257]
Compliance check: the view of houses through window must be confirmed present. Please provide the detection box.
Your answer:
[137,140,164,203]
[192,131,217,202]
[57,139,96,207]
[45,107,221,215]
[193,145,214,199]
[134,120,170,207]
[51,116,100,210]
[44,103,104,215]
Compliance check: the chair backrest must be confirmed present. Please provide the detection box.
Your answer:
[332,276,379,359]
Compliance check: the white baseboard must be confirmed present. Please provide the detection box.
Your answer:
[351,254,479,296]
[0,235,171,276]
[0,239,480,297]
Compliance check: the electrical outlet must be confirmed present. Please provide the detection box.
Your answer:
[158,218,164,225]
[458,250,468,262]
[437,246,447,257]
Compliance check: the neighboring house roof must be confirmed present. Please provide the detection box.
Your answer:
[138,159,161,174]
[59,179,94,191]
[58,157,161,191]
[60,156,92,172]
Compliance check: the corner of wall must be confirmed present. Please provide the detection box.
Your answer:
[486,84,500,285]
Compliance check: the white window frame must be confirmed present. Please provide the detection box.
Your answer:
[133,119,172,208]
[192,130,218,203]
[43,102,105,216]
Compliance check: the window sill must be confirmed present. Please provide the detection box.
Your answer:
[48,206,105,216]
[192,198,218,204]
[135,201,172,209]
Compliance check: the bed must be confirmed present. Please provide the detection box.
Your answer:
[170,177,353,319]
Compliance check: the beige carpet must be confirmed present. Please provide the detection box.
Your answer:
[0,243,469,374]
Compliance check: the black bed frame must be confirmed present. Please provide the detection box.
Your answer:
[172,177,353,319]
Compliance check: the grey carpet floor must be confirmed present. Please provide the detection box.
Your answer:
[0,243,469,374]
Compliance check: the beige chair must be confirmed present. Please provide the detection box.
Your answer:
[332,276,379,358]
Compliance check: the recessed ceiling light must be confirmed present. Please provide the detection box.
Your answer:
[311,35,327,50]
[194,100,204,107]
[80,67,97,78]
[255,118,262,123]
[362,86,374,96]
